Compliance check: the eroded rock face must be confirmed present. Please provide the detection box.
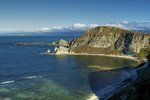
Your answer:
[54,46,69,54]
[69,26,150,55]
[52,39,69,47]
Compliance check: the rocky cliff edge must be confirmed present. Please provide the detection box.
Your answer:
[55,26,150,56]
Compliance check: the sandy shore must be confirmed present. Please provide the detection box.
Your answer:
[52,52,140,62]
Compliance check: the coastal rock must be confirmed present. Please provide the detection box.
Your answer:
[69,26,150,55]
[54,46,69,54]
[136,47,150,58]
[52,39,69,47]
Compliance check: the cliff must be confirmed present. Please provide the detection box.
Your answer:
[67,26,150,55]
[52,39,69,47]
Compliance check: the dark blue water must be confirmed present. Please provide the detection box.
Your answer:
[0,36,138,100]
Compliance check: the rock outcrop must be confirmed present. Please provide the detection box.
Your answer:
[54,46,69,54]
[69,26,150,55]
[52,39,69,47]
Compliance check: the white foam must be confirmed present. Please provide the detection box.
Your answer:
[87,94,99,100]
[26,76,42,79]
[0,80,15,85]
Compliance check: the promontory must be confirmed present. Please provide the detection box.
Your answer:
[54,26,150,57]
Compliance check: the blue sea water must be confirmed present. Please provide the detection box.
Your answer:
[0,36,138,100]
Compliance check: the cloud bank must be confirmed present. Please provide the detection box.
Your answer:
[37,21,150,33]
[0,21,150,35]
[38,23,99,33]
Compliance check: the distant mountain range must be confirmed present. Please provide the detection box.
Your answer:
[1,21,150,36]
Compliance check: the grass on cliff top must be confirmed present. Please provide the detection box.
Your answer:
[84,26,129,36]
[80,26,150,40]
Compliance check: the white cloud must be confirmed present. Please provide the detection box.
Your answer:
[37,21,150,33]
[1,21,150,34]
[72,23,87,28]
[88,24,99,28]
[104,21,150,31]
[38,23,90,32]
[40,27,50,31]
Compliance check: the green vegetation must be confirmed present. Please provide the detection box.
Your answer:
[136,47,150,59]
[70,45,122,55]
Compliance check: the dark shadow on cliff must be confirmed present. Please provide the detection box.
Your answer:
[147,54,150,63]
[123,34,133,54]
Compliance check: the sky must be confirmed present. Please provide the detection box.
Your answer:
[0,0,150,32]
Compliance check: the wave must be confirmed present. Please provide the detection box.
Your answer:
[38,52,48,55]
[87,93,99,100]
[25,75,42,79]
[0,80,15,85]
[0,76,42,85]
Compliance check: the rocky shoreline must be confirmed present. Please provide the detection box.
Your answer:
[107,55,150,100]
[86,60,149,100]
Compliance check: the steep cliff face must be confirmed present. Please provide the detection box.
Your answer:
[69,26,150,55]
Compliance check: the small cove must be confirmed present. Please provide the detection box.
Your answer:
[0,36,139,100]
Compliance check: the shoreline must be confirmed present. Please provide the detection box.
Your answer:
[49,52,147,99]
[50,52,140,62]
[88,61,148,100]
[108,61,150,100]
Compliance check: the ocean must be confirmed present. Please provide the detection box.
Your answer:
[0,36,138,100]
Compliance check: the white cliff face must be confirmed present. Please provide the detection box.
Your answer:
[54,46,69,54]
[69,26,150,55]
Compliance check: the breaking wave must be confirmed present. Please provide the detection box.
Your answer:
[0,80,15,85]
[25,75,43,79]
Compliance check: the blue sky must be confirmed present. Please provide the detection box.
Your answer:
[0,0,150,32]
